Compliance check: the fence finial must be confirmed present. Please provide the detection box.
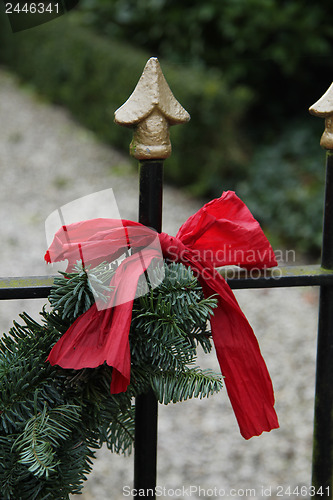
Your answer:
[114,57,190,160]
[309,83,333,149]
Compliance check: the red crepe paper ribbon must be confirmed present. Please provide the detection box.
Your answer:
[45,191,279,439]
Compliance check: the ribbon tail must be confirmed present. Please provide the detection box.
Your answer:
[47,301,133,392]
[47,303,113,369]
[200,274,279,439]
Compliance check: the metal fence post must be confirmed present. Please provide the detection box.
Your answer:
[114,57,190,498]
[312,151,333,498]
[309,86,333,498]
[134,159,163,495]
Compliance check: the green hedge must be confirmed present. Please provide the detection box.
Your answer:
[237,120,325,256]
[0,10,251,195]
[0,9,327,256]
[78,0,333,131]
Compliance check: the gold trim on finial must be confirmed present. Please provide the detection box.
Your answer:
[114,57,190,160]
[309,83,333,149]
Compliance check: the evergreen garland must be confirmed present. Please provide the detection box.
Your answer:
[0,261,222,499]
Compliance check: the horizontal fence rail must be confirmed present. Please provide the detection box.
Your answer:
[0,265,332,300]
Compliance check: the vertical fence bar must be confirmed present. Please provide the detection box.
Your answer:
[138,161,163,232]
[312,151,333,498]
[309,88,333,498]
[134,160,163,497]
[114,57,190,499]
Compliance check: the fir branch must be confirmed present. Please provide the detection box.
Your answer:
[48,261,115,323]
[103,405,135,455]
[13,404,81,479]
[130,262,218,372]
[151,367,223,405]
[130,306,197,371]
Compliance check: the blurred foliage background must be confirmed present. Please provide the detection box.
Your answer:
[1,0,333,256]
[79,0,332,125]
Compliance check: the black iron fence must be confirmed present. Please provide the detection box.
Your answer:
[1,60,332,499]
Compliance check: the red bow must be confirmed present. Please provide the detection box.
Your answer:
[45,191,279,439]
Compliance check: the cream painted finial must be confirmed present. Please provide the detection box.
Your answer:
[309,83,333,149]
[114,57,190,160]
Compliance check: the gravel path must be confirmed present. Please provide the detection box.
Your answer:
[0,68,320,500]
